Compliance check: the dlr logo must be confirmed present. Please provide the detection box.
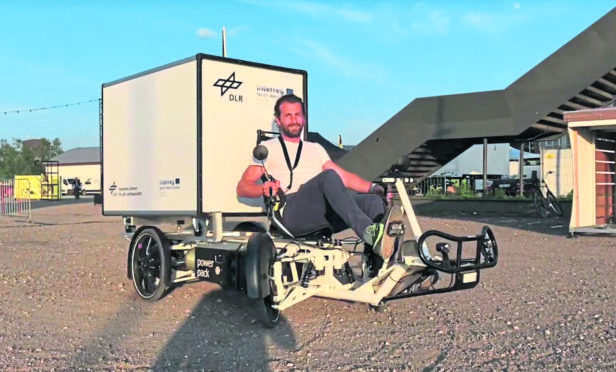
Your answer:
[229,94,243,102]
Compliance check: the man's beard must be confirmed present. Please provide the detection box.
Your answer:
[281,125,302,138]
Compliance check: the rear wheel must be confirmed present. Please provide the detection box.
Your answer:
[546,193,563,216]
[533,191,549,218]
[130,228,170,301]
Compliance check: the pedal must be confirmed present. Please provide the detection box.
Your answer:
[387,221,405,236]
[361,253,383,281]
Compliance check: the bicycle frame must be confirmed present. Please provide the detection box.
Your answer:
[534,171,563,217]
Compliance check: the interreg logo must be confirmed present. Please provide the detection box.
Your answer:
[257,86,285,95]
[159,178,181,190]
[213,72,243,102]
[256,86,294,99]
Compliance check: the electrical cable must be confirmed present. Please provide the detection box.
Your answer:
[2,99,99,115]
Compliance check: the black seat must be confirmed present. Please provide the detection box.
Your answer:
[270,210,333,240]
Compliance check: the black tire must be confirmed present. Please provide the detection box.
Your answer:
[533,191,550,218]
[253,296,281,328]
[130,228,170,302]
[246,233,281,328]
[546,192,563,216]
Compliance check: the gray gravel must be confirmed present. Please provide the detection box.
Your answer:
[1,202,615,371]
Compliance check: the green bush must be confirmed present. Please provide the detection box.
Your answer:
[425,191,445,200]
[425,185,444,199]
[489,188,508,200]
[457,182,475,198]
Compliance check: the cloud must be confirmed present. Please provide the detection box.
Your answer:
[513,3,521,10]
[241,0,372,23]
[462,10,527,32]
[290,39,387,82]
[463,12,496,31]
[337,8,372,23]
[196,28,216,39]
[410,11,451,35]
[227,25,250,36]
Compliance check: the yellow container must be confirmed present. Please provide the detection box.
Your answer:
[14,175,43,200]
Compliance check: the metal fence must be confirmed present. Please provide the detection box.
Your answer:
[1,179,32,222]
[412,176,475,196]
[411,175,506,197]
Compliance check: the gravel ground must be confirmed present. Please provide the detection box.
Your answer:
[1,201,615,371]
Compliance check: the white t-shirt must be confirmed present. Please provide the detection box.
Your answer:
[255,137,331,194]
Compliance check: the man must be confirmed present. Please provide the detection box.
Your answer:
[236,94,392,260]
[73,177,81,200]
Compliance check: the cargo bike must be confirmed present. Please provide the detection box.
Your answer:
[101,54,498,328]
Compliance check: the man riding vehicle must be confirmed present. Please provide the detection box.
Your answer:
[236,94,392,262]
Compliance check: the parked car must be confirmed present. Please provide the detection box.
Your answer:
[488,178,539,197]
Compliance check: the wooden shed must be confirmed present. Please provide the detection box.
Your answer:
[565,108,616,234]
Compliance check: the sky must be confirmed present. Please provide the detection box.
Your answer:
[1,1,615,151]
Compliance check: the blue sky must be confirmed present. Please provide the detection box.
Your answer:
[1,1,614,150]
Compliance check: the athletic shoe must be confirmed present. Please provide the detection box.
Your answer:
[363,223,392,259]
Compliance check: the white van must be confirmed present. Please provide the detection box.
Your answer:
[61,178,91,195]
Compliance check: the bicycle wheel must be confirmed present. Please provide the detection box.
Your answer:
[533,191,550,218]
[546,192,563,216]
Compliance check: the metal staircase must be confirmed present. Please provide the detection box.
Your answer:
[339,7,616,183]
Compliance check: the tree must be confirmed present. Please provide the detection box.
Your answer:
[0,138,63,179]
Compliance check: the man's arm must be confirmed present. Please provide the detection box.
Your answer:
[323,160,372,193]
[237,165,280,198]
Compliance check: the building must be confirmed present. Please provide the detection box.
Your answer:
[51,147,101,194]
[432,143,511,177]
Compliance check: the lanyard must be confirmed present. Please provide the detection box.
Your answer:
[278,136,303,191]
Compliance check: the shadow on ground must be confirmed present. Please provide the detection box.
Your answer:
[153,289,296,371]
[31,196,94,210]
[63,287,296,371]
[413,199,572,237]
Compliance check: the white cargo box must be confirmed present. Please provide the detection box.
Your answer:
[102,54,307,216]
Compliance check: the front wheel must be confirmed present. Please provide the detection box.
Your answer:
[533,191,550,218]
[546,193,563,216]
[130,228,170,301]
[246,233,281,328]
[252,296,281,328]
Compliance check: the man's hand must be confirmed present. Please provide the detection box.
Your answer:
[370,183,385,197]
[263,180,281,197]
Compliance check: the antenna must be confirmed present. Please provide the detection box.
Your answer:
[222,26,227,57]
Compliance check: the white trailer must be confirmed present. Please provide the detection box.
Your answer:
[102,54,306,218]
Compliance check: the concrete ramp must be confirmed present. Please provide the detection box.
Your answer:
[339,7,616,182]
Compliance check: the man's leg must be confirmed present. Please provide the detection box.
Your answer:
[282,169,374,237]
[326,194,386,232]
[353,194,386,222]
